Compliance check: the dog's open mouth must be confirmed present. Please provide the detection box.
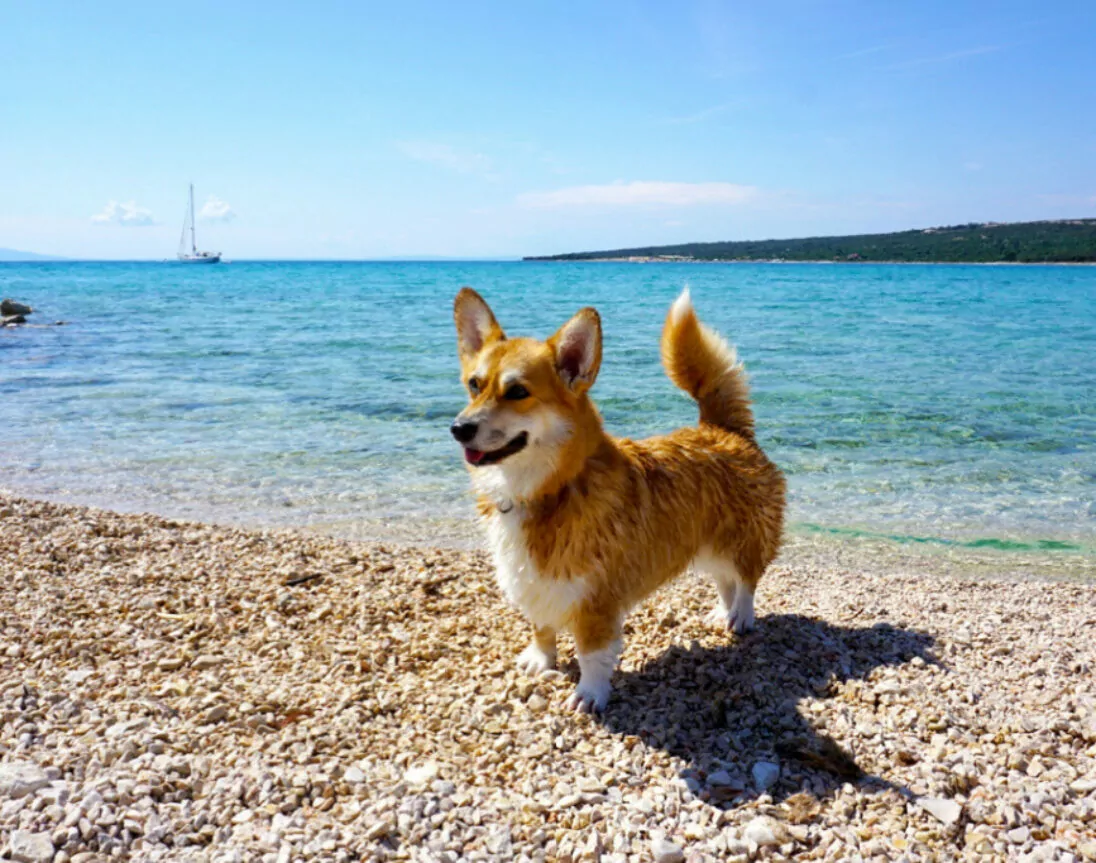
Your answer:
[465,432,528,467]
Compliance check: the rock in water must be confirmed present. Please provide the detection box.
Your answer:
[9,830,55,863]
[2,314,26,326]
[1,299,32,316]
[0,761,50,799]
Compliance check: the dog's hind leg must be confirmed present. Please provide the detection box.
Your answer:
[698,551,757,635]
[516,625,557,675]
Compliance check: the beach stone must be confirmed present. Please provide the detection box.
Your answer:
[1,299,32,316]
[743,817,782,848]
[38,781,70,807]
[0,762,50,800]
[1008,826,1031,844]
[9,830,54,863]
[918,796,963,825]
[364,821,392,841]
[404,761,438,785]
[707,769,735,787]
[343,766,365,784]
[751,760,780,791]
[651,836,684,863]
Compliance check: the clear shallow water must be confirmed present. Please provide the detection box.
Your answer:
[2,261,1094,575]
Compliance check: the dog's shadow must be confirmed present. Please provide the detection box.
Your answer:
[595,614,936,808]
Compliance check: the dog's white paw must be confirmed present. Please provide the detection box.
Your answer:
[729,590,755,634]
[516,643,555,676]
[565,679,611,713]
[708,592,755,634]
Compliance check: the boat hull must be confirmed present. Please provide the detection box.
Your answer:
[178,254,222,264]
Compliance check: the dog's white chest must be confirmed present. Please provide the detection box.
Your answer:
[483,509,586,630]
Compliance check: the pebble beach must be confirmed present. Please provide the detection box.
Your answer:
[2,493,1095,862]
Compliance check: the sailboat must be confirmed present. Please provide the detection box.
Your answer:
[177,183,222,263]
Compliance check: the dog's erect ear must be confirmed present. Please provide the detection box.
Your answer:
[454,287,505,361]
[549,308,602,394]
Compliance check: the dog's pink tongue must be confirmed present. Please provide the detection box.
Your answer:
[464,448,486,465]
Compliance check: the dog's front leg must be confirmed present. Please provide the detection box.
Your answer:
[516,625,557,675]
[566,610,622,713]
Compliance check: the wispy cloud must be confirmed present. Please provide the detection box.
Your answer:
[199,195,236,223]
[964,161,983,172]
[90,200,156,227]
[838,44,891,60]
[662,100,741,125]
[518,181,759,209]
[399,141,494,176]
[886,45,1002,70]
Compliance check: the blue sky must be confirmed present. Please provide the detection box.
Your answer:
[2,0,1095,259]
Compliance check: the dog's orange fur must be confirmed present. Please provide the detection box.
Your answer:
[452,287,785,711]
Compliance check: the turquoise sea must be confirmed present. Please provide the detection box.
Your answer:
[2,261,1094,578]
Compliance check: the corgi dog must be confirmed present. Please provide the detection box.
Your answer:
[450,287,785,712]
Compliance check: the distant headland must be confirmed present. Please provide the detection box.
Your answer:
[0,248,66,262]
[524,219,1096,264]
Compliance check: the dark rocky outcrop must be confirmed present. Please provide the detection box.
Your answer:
[1,299,33,316]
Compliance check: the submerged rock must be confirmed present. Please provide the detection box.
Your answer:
[1,299,32,316]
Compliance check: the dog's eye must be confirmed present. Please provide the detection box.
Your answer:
[468,377,481,394]
[503,384,530,401]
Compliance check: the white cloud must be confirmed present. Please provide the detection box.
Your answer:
[91,200,156,227]
[399,141,494,176]
[199,195,236,223]
[517,181,759,209]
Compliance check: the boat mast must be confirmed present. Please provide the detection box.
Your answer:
[189,183,197,254]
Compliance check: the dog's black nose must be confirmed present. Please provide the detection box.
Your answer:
[450,419,479,444]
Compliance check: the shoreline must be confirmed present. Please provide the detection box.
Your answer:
[3,492,1095,861]
[4,483,1091,586]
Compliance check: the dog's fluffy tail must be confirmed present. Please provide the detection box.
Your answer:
[661,288,755,439]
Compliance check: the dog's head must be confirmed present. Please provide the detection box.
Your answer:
[451,287,602,501]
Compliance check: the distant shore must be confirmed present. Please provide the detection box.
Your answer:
[523,256,1096,265]
[524,218,1096,265]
